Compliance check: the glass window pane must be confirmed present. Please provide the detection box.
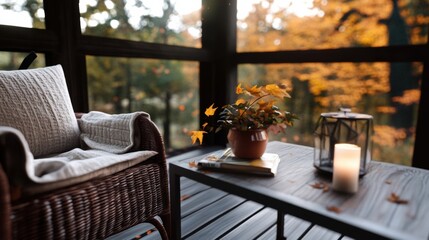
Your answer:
[237,0,429,52]
[80,0,202,48]
[0,0,45,29]
[86,56,199,151]
[238,62,423,166]
[0,51,45,69]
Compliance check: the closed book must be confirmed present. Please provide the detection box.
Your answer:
[198,148,280,176]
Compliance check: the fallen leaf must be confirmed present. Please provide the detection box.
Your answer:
[387,192,409,204]
[326,205,342,213]
[385,180,392,184]
[180,195,191,201]
[310,181,330,192]
[323,185,329,192]
[188,160,197,168]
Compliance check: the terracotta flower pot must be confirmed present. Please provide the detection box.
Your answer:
[227,128,268,159]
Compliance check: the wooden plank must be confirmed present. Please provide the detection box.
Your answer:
[181,188,227,217]
[181,194,245,238]
[186,200,264,240]
[255,214,313,240]
[388,167,429,239]
[301,225,341,240]
[181,188,226,218]
[283,215,313,240]
[180,181,210,200]
[221,207,277,240]
[180,177,200,191]
[289,160,429,239]
[255,225,276,240]
[106,222,160,240]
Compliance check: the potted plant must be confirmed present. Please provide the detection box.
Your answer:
[190,83,298,158]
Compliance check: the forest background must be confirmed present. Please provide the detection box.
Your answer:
[0,0,428,165]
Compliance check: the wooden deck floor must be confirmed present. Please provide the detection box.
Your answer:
[108,177,349,240]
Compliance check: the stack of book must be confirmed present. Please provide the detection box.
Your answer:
[197,148,280,176]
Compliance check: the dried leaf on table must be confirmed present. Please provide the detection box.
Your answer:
[188,160,198,168]
[310,181,330,192]
[326,205,342,214]
[387,192,409,204]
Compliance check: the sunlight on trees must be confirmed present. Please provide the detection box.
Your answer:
[237,0,428,165]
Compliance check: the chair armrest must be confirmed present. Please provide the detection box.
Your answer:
[132,114,170,233]
[132,114,166,155]
[0,129,28,240]
[0,129,33,197]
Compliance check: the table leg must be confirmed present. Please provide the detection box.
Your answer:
[169,166,182,239]
[277,210,286,240]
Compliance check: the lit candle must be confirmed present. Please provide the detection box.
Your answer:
[332,143,361,193]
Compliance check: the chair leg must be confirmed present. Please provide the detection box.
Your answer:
[160,212,171,239]
[147,217,169,240]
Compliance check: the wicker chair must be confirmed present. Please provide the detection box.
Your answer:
[0,114,170,240]
[0,58,170,239]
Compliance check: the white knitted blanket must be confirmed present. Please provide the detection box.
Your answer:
[0,111,156,183]
[78,111,150,154]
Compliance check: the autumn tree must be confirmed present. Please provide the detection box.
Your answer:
[81,0,199,150]
[237,0,428,163]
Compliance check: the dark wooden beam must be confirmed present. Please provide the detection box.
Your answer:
[412,41,429,169]
[44,0,88,112]
[0,25,58,52]
[236,45,428,64]
[201,0,237,146]
[80,35,211,61]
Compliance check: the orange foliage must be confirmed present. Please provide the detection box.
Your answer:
[373,125,407,147]
[392,89,421,105]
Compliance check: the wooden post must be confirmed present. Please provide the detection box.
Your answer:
[201,0,238,146]
[44,0,88,112]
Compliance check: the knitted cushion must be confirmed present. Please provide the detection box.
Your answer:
[0,65,80,157]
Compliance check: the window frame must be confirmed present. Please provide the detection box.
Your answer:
[0,0,427,168]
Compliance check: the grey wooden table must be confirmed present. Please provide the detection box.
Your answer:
[169,141,429,240]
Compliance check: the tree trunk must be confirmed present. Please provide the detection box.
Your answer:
[386,0,418,129]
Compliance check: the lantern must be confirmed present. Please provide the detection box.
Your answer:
[313,108,373,176]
